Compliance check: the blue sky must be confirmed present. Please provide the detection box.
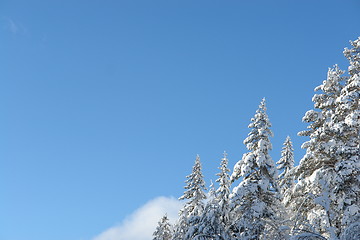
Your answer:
[1,1,360,240]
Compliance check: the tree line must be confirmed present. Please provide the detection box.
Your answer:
[153,37,360,240]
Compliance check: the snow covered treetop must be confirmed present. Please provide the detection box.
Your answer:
[244,98,273,151]
[344,37,360,75]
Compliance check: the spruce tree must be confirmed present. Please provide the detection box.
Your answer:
[230,99,283,240]
[174,155,207,240]
[277,136,295,198]
[297,65,345,178]
[188,153,232,240]
[186,182,229,240]
[215,151,231,228]
[195,190,229,240]
[291,64,346,239]
[291,39,360,239]
[173,209,188,240]
[179,154,207,217]
[333,37,360,236]
[153,214,173,240]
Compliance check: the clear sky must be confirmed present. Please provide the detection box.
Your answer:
[1,1,360,240]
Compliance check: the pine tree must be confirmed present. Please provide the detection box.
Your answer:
[230,99,284,240]
[333,37,360,236]
[174,155,207,240]
[297,65,345,178]
[186,182,229,240]
[188,153,232,240]
[216,151,231,228]
[179,154,207,217]
[195,190,229,240]
[153,214,173,240]
[277,136,295,198]
[195,205,227,240]
[291,64,346,239]
[291,39,360,239]
[173,209,188,240]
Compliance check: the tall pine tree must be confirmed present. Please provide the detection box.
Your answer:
[230,99,284,240]
[277,136,295,198]
[333,37,360,237]
[188,153,232,240]
[216,151,231,228]
[179,154,207,217]
[291,64,346,239]
[174,155,207,240]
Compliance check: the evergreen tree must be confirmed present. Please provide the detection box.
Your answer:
[173,209,188,240]
[291,64,346,239]
[291,39,360,239]
[188,152,233,240]
[195,192,229,240]
[216,151,231,228]
[153,214,173,240]
[277,136,295,199]
[186,182,229,240]
[333,37,360,236]
[230,99,284,240]
[174,155,207,239]
[179,154,207,217]
[297,65,345,178]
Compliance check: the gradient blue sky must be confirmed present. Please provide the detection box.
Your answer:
[1,1,360,240]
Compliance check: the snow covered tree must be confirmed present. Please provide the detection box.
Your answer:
[153,214,173,240]
[187,153,232,240]
[296,64,345,179]
[230,98,284,240]
[290,168,339,239]
[179,154,207,217]
[292,50,359,239]
[332,37,360,234]
[290,38,360,239]
[195,206,227,240]
[277,136,295,202]
[215,151,231,227]
[185,181,229,240]
[173,209,188,240]
[193,194,230,240]
[174,154,207,240]
[291,63,347,238]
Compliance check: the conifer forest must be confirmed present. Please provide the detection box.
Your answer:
[153,37,360,240]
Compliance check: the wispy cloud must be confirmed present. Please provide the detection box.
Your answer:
[7,18,18,34]
[92,196,182,240]
[3,17,26,35]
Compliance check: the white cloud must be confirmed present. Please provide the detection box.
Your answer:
[92,196,182,240]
